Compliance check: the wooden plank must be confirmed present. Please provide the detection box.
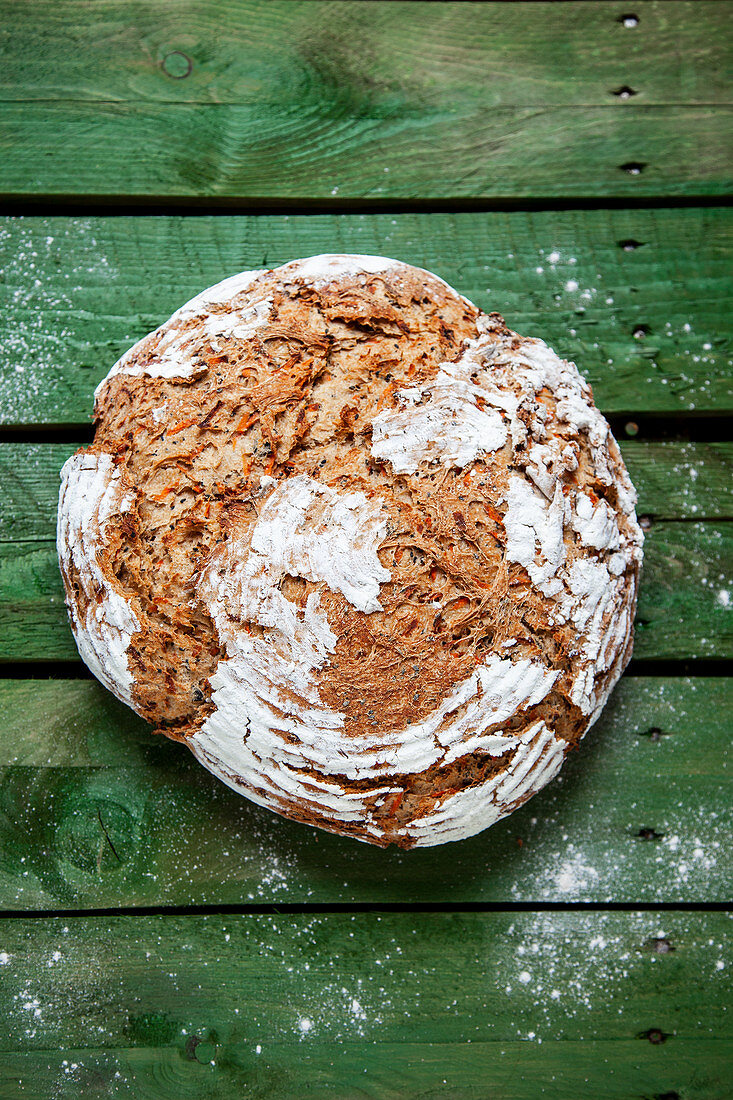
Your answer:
[2,1042,731,1100]
[0,444,76,543]
[0,912,730,1099]
[4,103,730,201]
[621,442,733,520]
[636,522,733,661]
[0,677,729,906]
[4,1,729,107]
[1,2,730,200]
[1,441,729,546]
[1,209,731,426]
[0,542,72,661]
[1,521,729,664]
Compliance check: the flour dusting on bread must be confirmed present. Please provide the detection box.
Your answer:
[57,452,141,707]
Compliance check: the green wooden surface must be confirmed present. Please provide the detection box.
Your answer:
[2,521,730,663]
[1,2,731,200]
[1,1,731,1096]
[635,522,733,660]
[6,104,731,202]
[0,678,729,907]
[0,912,730,1099]
[5,1,730,107]
[2,1043,731,1100]
[1,209,731,426]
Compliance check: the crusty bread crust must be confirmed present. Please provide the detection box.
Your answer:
[58,255,643,847]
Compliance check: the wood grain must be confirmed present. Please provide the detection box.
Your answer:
[0,911,730,1099]
[1,2,730,200]
[4,1,729,107]
[635,522,733,660]
[2,1042,731,1100]
[4,104,730,202]
[0,677,729,907]
[0,209,731,426]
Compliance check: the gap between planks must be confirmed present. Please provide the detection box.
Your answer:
[2,196,733,217]
[1,414,731,446]
[0,901,731,921]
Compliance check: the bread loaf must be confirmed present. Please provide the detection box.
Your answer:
[58,255,643,847]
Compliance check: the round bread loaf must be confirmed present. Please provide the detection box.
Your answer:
[58,255,643,847]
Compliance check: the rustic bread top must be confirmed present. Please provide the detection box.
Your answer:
[58,255,643,847]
